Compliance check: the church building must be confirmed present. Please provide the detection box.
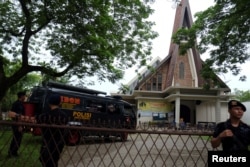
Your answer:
[112,0,232,128]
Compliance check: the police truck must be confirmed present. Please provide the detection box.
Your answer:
[24,81,137,145]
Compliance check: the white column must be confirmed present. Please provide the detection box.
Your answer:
[215,91,221,123]
[175,90,180,129]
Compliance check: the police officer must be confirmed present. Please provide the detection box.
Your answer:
[37,94,68,167]
[211,100,250,151]
[8,91,26,157]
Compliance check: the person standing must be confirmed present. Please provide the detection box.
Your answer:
[8,91,26,157]
[37,94,68,167]
[211,100,250,151]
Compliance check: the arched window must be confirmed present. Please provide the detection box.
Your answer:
[179,62,184,79]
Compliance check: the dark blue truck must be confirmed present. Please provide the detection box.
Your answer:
[25,81,137,145]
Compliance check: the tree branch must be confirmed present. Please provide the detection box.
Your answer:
[28,64,74,77]
[32,0,52,34]
[7,63,74,90]
[19,0,32,67]
[0,56,6,82]
[0,25,25,36]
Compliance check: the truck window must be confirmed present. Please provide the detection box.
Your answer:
[107,103,120,114]
[85,99,105,113]
[28,88,45,103]
[124,104,134,115]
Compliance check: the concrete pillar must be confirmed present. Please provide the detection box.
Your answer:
[175,90,180,128]
[215,91,221,123]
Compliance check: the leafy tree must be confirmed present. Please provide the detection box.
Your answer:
[0,0,157,101]
[118,84,130,94]
[173,0,250,84]
[233,88,250,102]
[0,59,41,111]
[1,72,41,111]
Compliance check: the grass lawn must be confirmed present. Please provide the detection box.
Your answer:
[200,135,212,141]
[0,127,42,167]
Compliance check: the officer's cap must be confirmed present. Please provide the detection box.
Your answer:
[228,100,246,112]
[17,91,26,98]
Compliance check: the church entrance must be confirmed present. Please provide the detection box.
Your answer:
[180,105,191,123]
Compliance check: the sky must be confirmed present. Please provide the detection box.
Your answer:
[88,0,250,94]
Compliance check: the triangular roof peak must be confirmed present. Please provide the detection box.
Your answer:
[122,0,230,93]
[169,0,193,52]
[174,0,193,30]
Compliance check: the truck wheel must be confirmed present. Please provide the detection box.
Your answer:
[120,132,128,141]
[66,130,80,146]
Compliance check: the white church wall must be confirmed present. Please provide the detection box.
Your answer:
[220,102,229,122]
[196,101,228,123]
[242,101,250,125]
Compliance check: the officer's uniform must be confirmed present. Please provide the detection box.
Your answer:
[8,93,25,157]
[213,119,250,151]
[37,94,68,167]
[212,100,250,151]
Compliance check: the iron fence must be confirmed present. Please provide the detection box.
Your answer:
[0,120,219,167]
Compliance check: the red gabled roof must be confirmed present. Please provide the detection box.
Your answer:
[135,0,230,90]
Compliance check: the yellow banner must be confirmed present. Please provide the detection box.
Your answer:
[138,100,172,112]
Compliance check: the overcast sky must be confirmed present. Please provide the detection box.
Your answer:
[88,0,250,94]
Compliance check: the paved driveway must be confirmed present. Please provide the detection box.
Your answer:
[59,133,216,167]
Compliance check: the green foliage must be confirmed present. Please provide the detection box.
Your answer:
[118,84,130,94]
[0,0,157,101]
[0,131,41,166]
[0,60,41,110]
[172,28,197,55]
[173,0,250,82]
[1,72,42,111]
[233,88,250,102]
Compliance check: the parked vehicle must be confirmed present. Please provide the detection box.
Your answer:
[24,81,137,145]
